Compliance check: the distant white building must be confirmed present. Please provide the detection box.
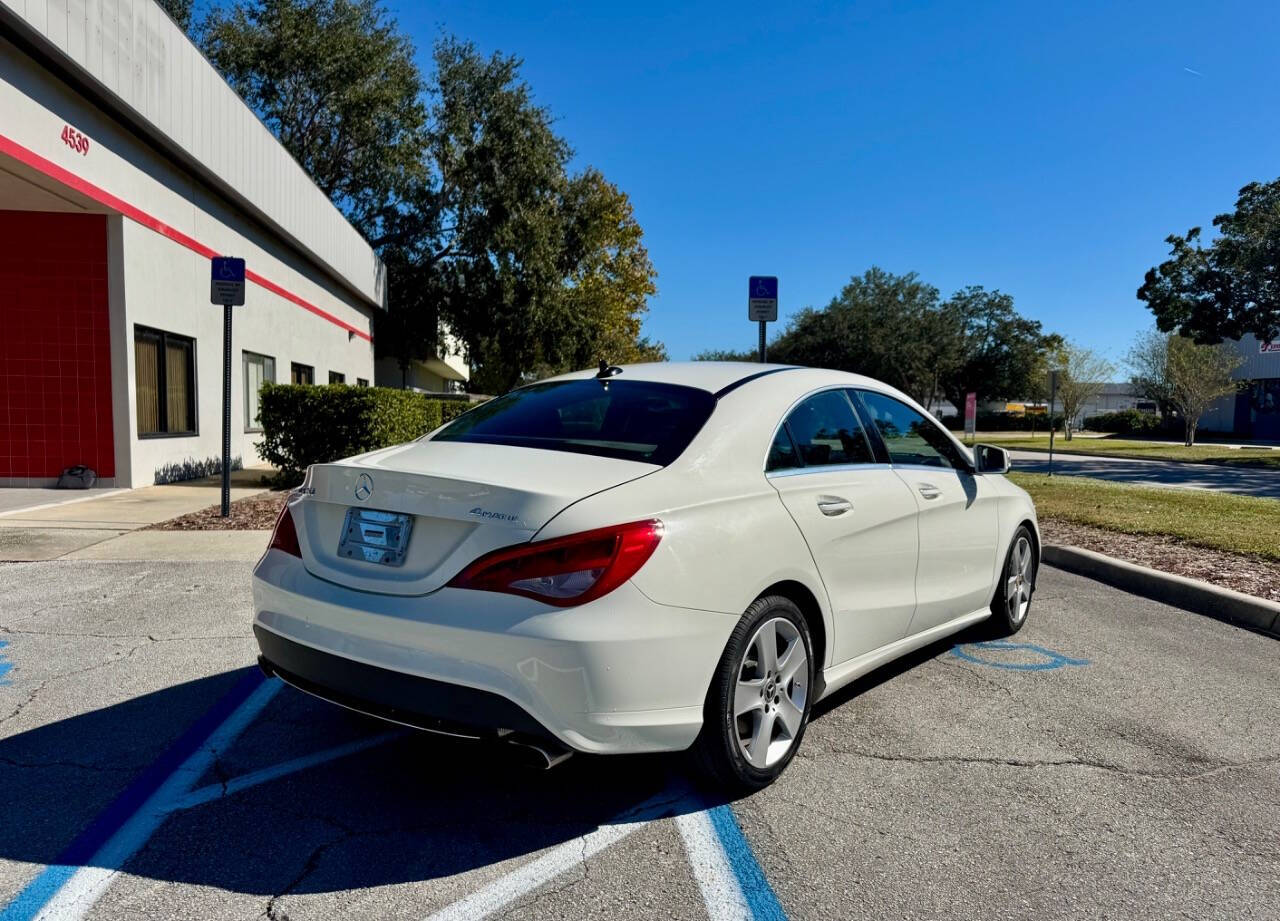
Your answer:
[1199,334,1280,440]
[374,328,470,393]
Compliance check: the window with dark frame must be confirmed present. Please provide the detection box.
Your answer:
[243,351,275,433]
[329,371,346,385]
[356,378,370,387]
[855,390,968,470]
[770,390,877,470]
[135,326,197,437]
[291,363,314,385]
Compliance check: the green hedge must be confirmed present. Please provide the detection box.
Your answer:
[257,384,479,483]
[1083,409,1166,435]
[942,410,1065,432]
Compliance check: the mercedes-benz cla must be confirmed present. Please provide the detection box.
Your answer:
[253,362,1039,789]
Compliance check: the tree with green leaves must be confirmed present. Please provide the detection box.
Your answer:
[698,270,1059,415]
[198,6,663,392]
[766,268,962,409]
[1138,178,1280,344]
[157,0,194,30]
[1051,342,1115,440]
[1126,328,1175,422]
[937,286,1062,411]
[553,169,664,370]
[200,0,428,236]
[1164,336,1243,446]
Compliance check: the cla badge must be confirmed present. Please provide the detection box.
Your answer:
[353,473,374,502]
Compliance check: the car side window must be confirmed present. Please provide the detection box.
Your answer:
[855,390,968,471]
[775,390,877,469]
[766,426,800,471]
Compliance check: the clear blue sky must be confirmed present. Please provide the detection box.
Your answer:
[394,0,1280,364]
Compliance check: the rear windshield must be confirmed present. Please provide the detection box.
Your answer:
[432,379,716,466]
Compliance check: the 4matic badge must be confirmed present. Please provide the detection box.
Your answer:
[469,506,520,522]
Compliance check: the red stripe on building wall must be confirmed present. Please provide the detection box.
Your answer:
[0,132,374,342]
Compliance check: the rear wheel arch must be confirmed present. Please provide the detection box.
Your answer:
[754,580,827,693]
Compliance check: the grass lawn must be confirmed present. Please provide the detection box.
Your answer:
[970,434,1280,470]
[1009,473,1280,560]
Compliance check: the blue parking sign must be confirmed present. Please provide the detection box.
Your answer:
[748,276,778,322]
[210,257,246,306]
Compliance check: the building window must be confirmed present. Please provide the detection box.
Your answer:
[329,371,346,385]
[291,362,314,385]
[243,351,275,432]
[135,326,196,437]
[356,378,370,387]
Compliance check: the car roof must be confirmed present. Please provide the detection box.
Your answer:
[541,361,883,395]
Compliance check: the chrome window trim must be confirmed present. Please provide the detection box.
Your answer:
[890,462,969,474]
[766,462,894,479]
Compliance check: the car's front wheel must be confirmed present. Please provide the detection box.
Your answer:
[987,525,1037,636]
[691,595,813,791]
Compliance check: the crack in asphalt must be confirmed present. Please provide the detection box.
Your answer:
[825,745,1280,780]
[0,626,246,640]
[935,655,1017,698]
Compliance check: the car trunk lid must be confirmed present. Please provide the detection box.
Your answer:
[293,441,657,596]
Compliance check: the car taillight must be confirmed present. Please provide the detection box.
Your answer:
[447,519,663,607]
[267,504,301,558]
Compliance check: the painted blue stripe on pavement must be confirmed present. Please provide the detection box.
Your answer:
[706,803,787,921]
[0,668,267,921]
[0,641,12,685]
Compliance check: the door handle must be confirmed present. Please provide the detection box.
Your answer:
[917,483,942,500]
[816,496,853,516]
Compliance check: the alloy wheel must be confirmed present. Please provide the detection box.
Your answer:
[1006,535,1033,624]
[733,616,808,768]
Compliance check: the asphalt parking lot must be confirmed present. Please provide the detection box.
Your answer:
[1,561,1277,920]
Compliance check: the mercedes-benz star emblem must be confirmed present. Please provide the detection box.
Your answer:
[353,473,374,502]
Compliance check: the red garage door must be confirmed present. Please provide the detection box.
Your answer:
[0,211,114,479]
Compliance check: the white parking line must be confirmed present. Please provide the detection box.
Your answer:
[674,810,752,920]
[423,791,684,921]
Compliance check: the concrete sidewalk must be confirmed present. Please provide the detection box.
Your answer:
[0,469,272,561]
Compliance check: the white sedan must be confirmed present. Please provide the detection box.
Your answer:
[253,362,1039,789]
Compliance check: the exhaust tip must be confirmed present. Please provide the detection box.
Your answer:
[505,736,574,770]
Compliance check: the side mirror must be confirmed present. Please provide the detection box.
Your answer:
[974,444,1011,474]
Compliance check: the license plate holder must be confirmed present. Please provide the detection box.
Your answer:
[338,507,413,567]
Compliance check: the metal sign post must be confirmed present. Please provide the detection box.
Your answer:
[1047,369,1061,476]
[210,257,246,516]
[748,276,778,363]
[964,392,977,445]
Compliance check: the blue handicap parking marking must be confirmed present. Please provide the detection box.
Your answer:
[951,640,1090,672]
[0,641,12,685]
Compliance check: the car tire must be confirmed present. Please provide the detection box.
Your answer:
[986,525,1037,637]
[690,595,814,791]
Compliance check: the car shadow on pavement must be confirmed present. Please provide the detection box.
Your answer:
[0,667,698,900]
[1,627,988,903]
[809,621,990,722]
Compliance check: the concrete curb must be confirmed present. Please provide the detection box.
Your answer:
[1043,544,1280,639]
[1005,445,1279,469]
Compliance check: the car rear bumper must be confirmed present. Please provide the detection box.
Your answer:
[251,549,739,754]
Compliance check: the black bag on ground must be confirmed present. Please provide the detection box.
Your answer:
[57,466,97,489]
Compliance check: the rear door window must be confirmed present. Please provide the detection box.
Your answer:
[774,390,877,469]
[432,379,716,466]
